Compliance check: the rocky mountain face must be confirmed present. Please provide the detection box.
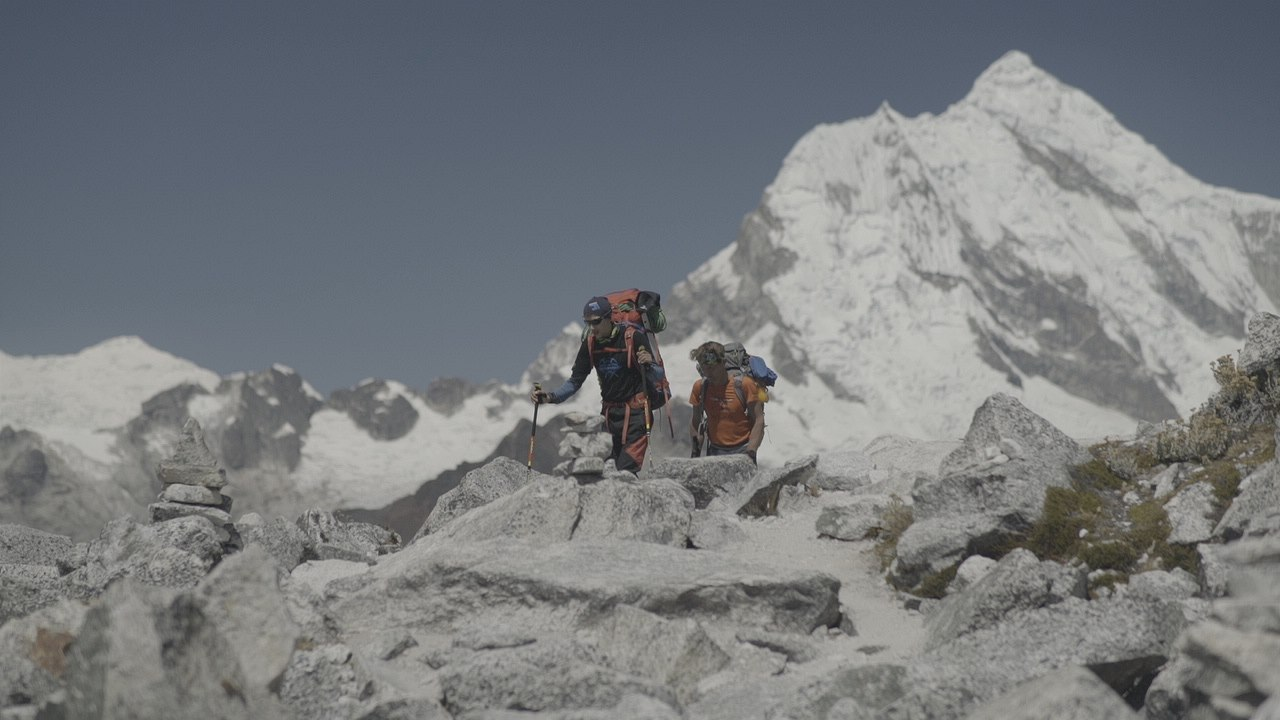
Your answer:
[1,313,1276,719]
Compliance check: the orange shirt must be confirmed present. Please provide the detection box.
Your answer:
[690,376,766,447]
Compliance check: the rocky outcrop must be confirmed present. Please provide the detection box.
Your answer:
[234,512,308,571]
[1238,311,1280,376]
[891,393,1090,588]
[1215,459,1279,540]
[412,456,534,541]
[640,455,757,509]
[1146,534,1280,719]
[296,508,401,563]
[63,558,294,718]
[963,665,1140,720]
[884,595,1189,719]
[328,379,419,441]
[0,428,136,541]
[0,524,78,567]
[332,537,841,638]
[815,495,894,541]
[420,474,695,549]
[923,548,1086,650]
[62,516,226,597]
[735,455,820,518]
[1164,481,1218,545]
[217,365,323,471]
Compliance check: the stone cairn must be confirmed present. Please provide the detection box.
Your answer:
[148,418,234,530]
[552,411,616,481]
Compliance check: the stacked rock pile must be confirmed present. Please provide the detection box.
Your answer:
[147,418,234,532]
[552,411,615,480]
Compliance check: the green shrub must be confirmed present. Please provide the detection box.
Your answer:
[1158,543,1200,575]
[1128,500,1169,549]
[1124,499,1198,574]
[1080,541,1139,571]
[1071,457,1128,492]
[1154,413,1230,463]
[1087,441,1157,484]
[873,495,914,571]
[1201,460,1242,510]
[915,564,958,600]
[1211,355,1258,407]
[1027,486,1102,561]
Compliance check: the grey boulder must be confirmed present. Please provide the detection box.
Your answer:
[924,548,1086,650]
[413,456,536,540]
[640,455,757,509]
[1238,311,1280,375]
[963,664,1140,720]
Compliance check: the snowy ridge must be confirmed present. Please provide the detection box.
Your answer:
[291,386,530,509]
[0,337,221,463]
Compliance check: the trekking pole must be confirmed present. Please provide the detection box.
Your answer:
[527,383,541,478]
[637,363,652,434]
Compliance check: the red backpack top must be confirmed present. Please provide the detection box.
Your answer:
[599,288,665,332]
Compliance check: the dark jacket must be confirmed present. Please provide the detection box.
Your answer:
[547,324,664,404]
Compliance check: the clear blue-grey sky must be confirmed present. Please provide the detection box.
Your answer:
[3,1,1278,394]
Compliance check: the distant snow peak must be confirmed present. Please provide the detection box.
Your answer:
[974,50,1038,87]
[85,334,152,352]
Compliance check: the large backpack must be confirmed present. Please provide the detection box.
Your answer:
[723,342,777,390]
[698,341,777,413]
[585,289,672,415]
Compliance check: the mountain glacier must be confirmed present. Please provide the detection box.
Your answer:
[4,51,1279,534]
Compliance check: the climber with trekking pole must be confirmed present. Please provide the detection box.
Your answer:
[530,292,669,473]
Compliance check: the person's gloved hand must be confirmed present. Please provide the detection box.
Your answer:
[531,387,552,405]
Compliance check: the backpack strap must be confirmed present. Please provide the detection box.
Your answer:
[587,324,637,366]
[698,376,752,420]
[733,375,747,409]
[623,325,636,368]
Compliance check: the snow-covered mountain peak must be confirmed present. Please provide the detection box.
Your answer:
[969,50,1048,96]
[959,51,1189,201]
[1,335,219,441]
[664,51,1280,457]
